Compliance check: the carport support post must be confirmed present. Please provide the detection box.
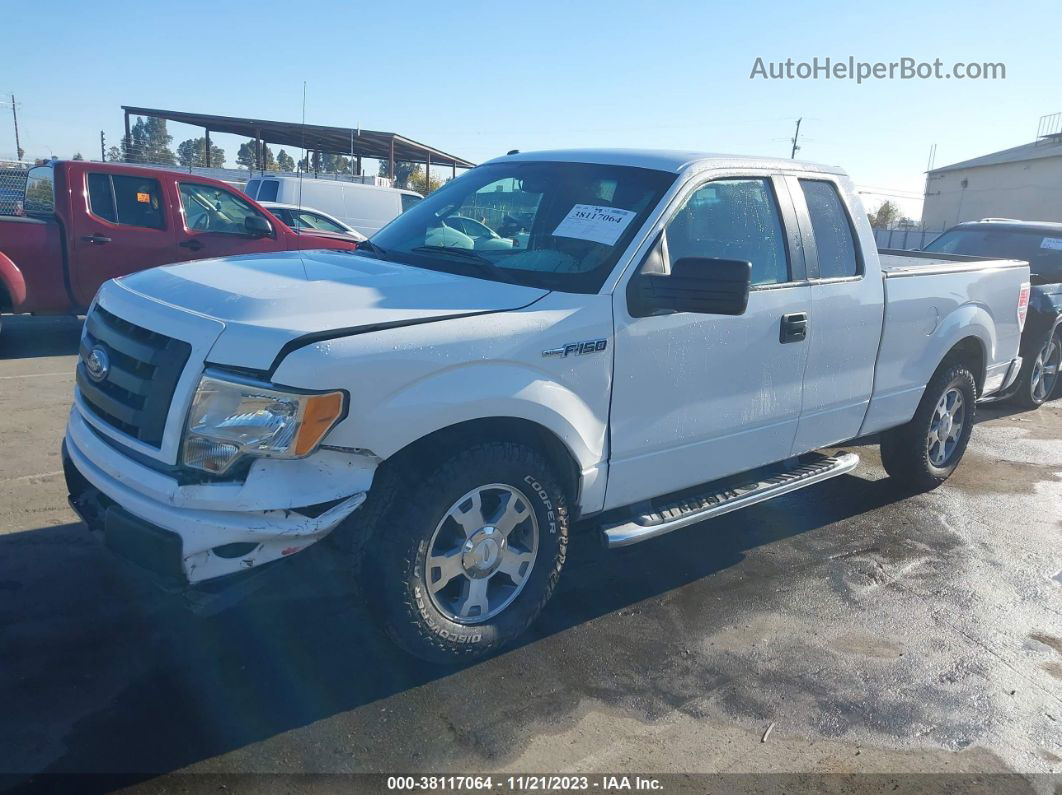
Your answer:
[389,139,395,186]
[123,110,130,161]
[452,161,456,181]
[204,129,211,168]
[254,129,262,172]
[355,155,362,176]
[426,151,431,193]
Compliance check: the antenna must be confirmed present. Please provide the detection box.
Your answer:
[790,117,802,159]
[298,81,306,214]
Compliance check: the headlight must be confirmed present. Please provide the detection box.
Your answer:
[183,374,345,474]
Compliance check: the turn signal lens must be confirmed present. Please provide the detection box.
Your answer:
[294,392,345,456]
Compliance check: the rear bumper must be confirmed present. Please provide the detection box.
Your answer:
[63,408,369,586]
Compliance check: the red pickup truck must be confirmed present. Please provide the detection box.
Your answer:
[0,161,358,334]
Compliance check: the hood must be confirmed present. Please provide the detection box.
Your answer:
[117,249,548,371]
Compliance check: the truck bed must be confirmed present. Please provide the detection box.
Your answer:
[861,248,1029,438]
[878,248,1027,277]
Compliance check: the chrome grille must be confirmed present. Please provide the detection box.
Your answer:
[76,306,191,447]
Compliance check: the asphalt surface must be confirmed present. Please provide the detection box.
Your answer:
[0,314,1060,792]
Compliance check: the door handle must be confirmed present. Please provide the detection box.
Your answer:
[780,312,809,343]
[81,234,112,245]
[179,239,204,251]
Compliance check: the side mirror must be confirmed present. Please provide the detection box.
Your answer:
[245,215,272,237]
[630,257,752,317]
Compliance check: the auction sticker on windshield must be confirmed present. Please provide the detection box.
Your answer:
[553,204,638,246]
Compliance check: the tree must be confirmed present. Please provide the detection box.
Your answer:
[236,139,275,171]
[378,159,419,189]
[106,145,124,163]
[72,152,84,161]
[176,137,226,168]
[320,152,351,174]
[867,200,901,229]
[276,149,295,172]
[126,116,175,164]
[407,166,444,194]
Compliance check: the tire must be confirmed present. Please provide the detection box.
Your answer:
[362,441,569,663]
[1006,330,1061,409]
[880,360,977,492]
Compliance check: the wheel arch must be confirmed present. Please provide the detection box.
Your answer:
[377,416,584,509]
[941,335,987,394]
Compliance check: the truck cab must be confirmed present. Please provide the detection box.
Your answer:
[0,160,359,324]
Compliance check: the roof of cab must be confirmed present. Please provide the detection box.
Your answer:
[954,219,1062,233]
[482,148,846,175]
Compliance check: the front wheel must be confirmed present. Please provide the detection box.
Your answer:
[1007,330,1061,409]
[363,442,569,663]
[880,361,977,491]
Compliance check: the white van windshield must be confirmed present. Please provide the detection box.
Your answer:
[365,161,675,293]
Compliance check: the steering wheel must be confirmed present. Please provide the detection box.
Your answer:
[190,211,213,231]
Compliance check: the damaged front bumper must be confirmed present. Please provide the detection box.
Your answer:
[63,406,372,591]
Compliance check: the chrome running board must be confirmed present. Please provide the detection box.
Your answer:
[602,452,860,549]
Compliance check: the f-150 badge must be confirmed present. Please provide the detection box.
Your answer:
[542,339,608,358]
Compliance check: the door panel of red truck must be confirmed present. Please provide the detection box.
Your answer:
[68,169,178,306]
[170,180,291,261]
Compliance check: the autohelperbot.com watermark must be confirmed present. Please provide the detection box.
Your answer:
[750,56,1005,83]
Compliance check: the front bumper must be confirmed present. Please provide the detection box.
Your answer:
[64,406,371,586]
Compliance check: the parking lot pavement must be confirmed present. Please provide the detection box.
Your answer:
[1,314,1060,788]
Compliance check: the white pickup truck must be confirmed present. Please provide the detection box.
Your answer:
[63,149,1030,661]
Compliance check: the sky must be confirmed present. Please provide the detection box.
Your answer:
[5,0,1060,222]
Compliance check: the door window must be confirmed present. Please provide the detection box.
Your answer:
[179,182,271,235]
[799,180,860,279]
[293,210,346,233]
[664,179,790,286]
[85,173,164,229]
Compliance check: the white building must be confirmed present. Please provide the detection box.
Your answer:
[922,133,1062,229]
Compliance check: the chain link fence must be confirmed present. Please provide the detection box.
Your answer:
[0,161,30,215]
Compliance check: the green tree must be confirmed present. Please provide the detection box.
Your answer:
[867,200,901,229]
[320,153,351,174]
[236,139,275,170]
[176,137,226,168]
[71,152,84,161]
[276,149,295,172]
[126,116,175,164]
[106,145,124,163]
[407,166,443,194]
[378,159,418,188]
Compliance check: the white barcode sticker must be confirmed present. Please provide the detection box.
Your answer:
[1040,237,1062,250]
[552,204,637,246]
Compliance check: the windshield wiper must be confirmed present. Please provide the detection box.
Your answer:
[410,246,514,284]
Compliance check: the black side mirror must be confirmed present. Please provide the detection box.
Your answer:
[630,257,752,317]
[245,215,272,237]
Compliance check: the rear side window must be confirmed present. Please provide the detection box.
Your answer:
[23,166,55,215]
[257,180,279,202]
[400,193,422,213]
[87,173,117,222]
[800,180,860,279]
[244,178,260,198]
[86,173,164,229]
[664,178,790,286]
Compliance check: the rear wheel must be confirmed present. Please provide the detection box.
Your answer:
[1007,330,1060,409]
[880,361,977,491]
[362,441,569,663]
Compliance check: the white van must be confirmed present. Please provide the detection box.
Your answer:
[243,176,423,237]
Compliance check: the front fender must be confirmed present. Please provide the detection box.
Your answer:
[356,360,606,472]
[0,251,27,309]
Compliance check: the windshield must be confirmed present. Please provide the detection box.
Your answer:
[367,161,676,293]
[925,227,1062,282]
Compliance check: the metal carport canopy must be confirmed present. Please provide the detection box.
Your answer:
[121,105,476,169]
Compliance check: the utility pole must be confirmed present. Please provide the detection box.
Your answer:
[790,117,802,159]
[100,130,106,161]
[9,94,24,161]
